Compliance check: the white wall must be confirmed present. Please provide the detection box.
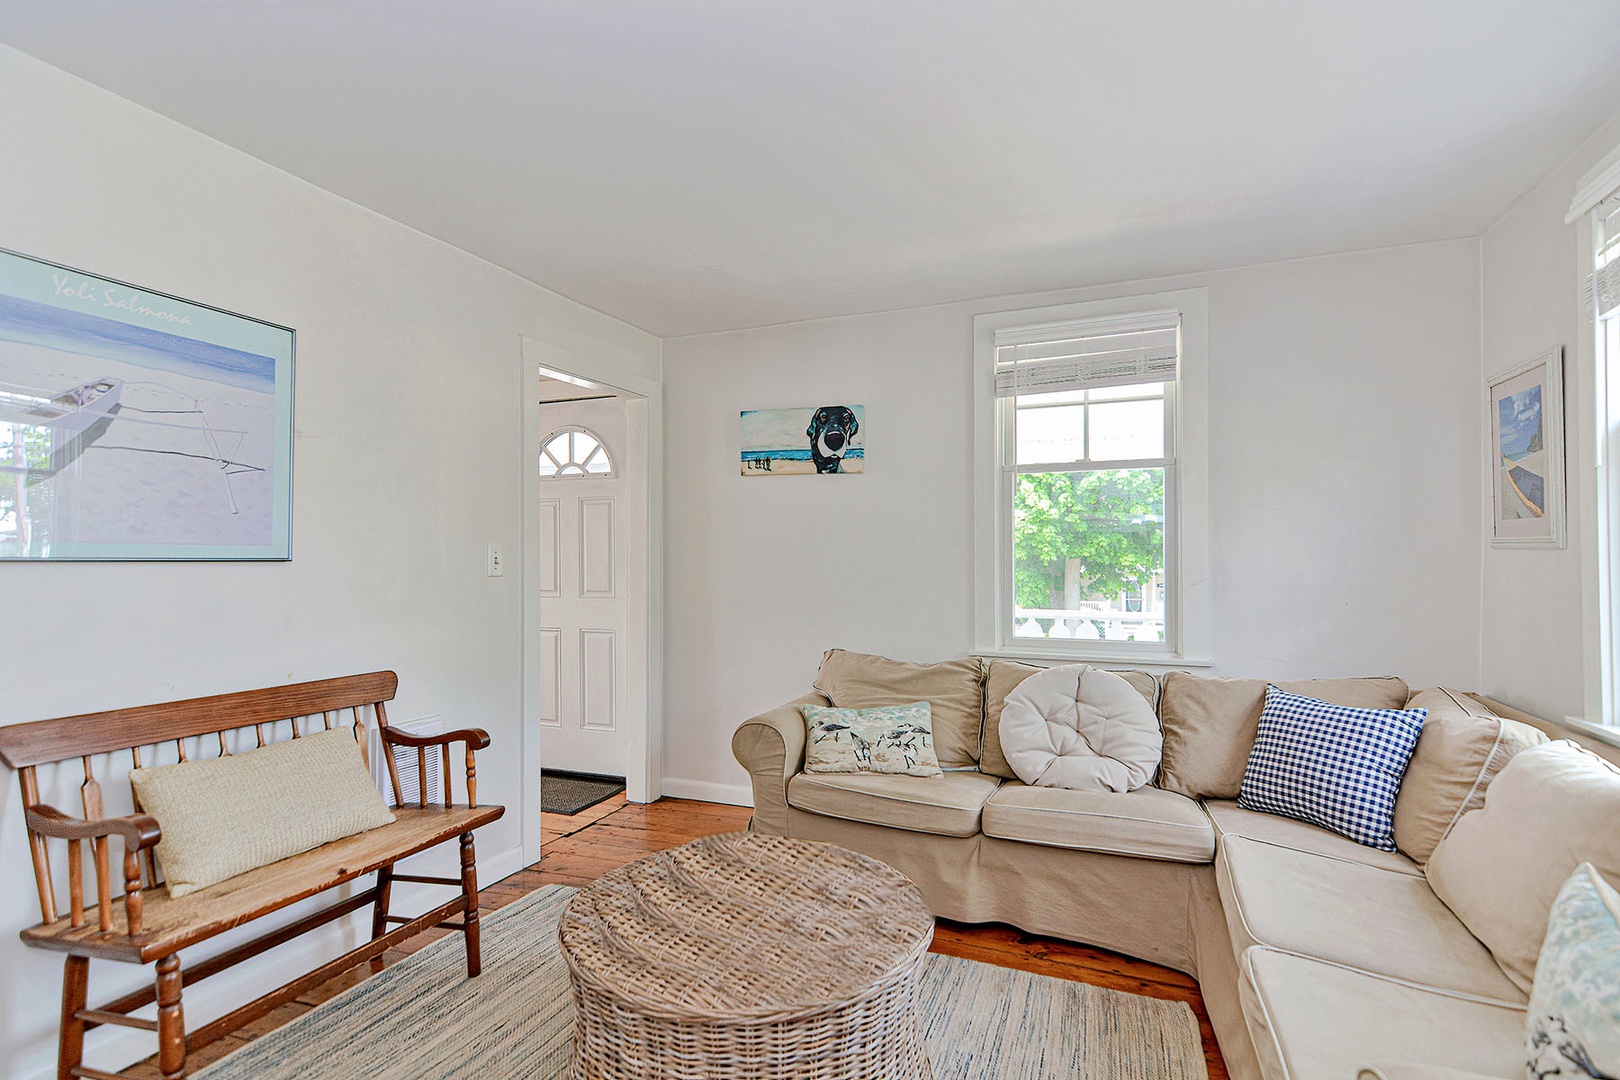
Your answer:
[0,45,659,1079]
[663,240,1485,800]
[1479,108,1620,722]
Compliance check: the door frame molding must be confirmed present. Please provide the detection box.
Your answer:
[520,336,663,867]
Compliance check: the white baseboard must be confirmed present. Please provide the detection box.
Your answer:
[659,777,754,807]
[16,844,526,1080]
[477,844,529,889]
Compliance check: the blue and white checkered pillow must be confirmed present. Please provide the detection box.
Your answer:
[1238,685,1427,851]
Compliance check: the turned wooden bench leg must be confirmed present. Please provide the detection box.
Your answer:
[369,864,394,974]
[59,955,89,1080]
[156,953,187,1080]
[460,832,481,978]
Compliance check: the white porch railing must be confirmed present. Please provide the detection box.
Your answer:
[1014,607,1165,643]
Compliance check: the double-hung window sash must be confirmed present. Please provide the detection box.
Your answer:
[994,311,1181,651]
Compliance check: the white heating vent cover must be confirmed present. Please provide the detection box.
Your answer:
[371,714,443,807]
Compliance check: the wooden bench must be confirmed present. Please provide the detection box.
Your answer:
[0,671,505,1080]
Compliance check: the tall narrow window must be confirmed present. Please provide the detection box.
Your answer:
[1592,191,1620,726]
[539,427,615,479]
[995,311,1179,651]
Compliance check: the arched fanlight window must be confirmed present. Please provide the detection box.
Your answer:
[539,427,615,479]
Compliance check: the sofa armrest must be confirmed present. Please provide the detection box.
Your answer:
[731,692,828,836]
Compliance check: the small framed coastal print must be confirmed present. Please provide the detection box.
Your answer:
[1488,347,1564,548]
[0,249,294,560]
[741,405,864,476]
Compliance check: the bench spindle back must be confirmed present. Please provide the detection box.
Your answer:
[0,671,401,929]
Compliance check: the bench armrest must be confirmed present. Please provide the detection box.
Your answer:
[26,804,162,849]
[380,726,492,752]
[25,804,161,936]
[378,726,491,807]
[731,692,826,836]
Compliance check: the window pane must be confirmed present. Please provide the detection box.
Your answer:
[1087,381,1166,402]
[1016,404,1085,464]
[1088,400,1164,460]
[1011,468,1166,643]
[539,428,613,479]
[1018,388,1088,407]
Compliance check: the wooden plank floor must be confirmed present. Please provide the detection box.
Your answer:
[123,796,1228,1079]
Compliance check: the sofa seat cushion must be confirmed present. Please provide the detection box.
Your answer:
[786,770,1001,837]
[1217,836,1524,1003]
[1240,947,1527,1080]
[982,782,1214,863]
[1204,799,1422,876]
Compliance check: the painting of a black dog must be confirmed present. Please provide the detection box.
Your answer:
[740,404,864,476]
[807,405,860,474]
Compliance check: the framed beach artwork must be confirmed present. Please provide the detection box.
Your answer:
[0,249,294,560]
[1488,346,1565,548]
[741,405,864,476]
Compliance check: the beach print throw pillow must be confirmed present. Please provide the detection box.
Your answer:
[801,702,943,777]
[1525,862,1620,1080]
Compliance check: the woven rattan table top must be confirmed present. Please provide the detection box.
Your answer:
[557,831,935,1022]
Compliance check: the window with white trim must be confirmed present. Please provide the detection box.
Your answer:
[1566,145,1620,739]
[973,290,1209,663]
[1598,194,1620,726]
[1580,186,1620,730]
[538,426,615,479]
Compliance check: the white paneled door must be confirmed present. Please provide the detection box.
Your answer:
[537,397,631,777]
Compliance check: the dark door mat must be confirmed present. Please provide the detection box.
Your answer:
[541,770,626,815]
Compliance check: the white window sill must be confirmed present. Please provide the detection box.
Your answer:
[975,647,1213,670]
[1558,715,1620,749]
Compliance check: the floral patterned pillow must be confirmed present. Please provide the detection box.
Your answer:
[1525,863,1620,1080]
[801,702,942,777]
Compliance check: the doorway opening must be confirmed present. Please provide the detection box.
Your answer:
[520,338,661,866]
[536,391,631,781]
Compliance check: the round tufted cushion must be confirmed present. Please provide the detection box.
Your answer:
[999,664,1163,792]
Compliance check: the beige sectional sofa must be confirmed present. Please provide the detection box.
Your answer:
[731,651,1620,1080]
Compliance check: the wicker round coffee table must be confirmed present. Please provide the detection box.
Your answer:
[557,831,935,1080]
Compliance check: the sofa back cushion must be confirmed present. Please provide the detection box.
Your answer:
[1157,671,1409,799]
[813,650,985,769]
[980,660,1159,780]
[1392,688,1547,865]
[1424,740,1620,993]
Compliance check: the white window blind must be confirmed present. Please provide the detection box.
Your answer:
[995,310,1180,398]
[1595,192,1620,320]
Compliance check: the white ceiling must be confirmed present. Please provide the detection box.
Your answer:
[5,1,1620,337]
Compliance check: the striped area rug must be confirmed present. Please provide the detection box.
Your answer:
[196,885,1206,1080]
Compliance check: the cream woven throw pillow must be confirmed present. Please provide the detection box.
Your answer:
[131,727,395,898]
